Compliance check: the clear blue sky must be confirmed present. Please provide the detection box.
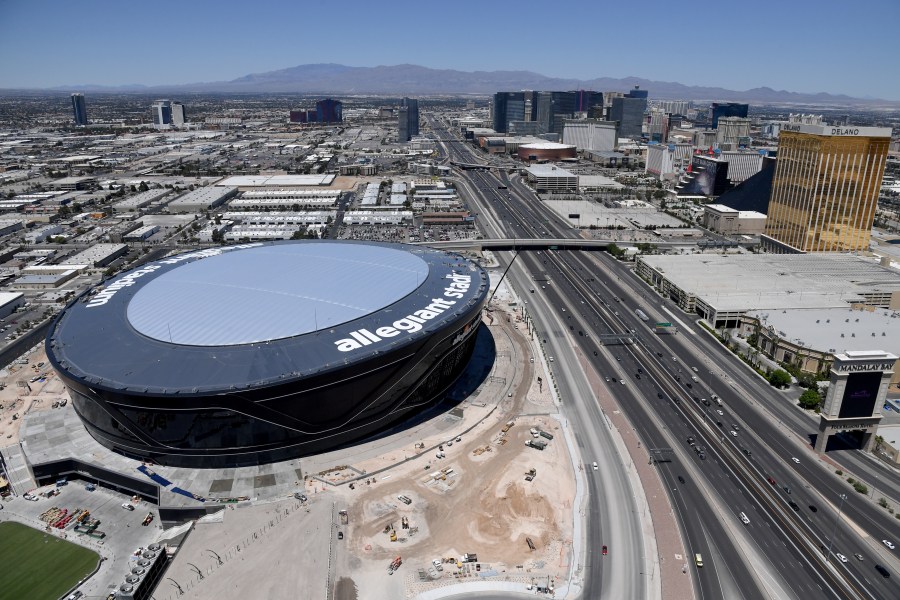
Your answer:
[1,0,898,99]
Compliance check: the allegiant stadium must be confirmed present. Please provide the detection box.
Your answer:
[46,240,489,468]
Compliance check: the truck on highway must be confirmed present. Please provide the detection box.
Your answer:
[654,322,677,335]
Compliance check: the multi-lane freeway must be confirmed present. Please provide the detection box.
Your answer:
[430,115,900,599]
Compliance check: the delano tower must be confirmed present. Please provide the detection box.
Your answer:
[762,123,892,253]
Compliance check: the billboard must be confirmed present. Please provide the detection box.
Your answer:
[838,371,882,419]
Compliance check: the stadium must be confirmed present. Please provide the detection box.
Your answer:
[46,240,489,468]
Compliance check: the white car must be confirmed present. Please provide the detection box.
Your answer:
[792,457,800,464]
[121,502,135,511]
[716,409,724,416]
[592,462,599,471]
[884,539,895,550]
[835,553,848,563]
[730,430,738,437]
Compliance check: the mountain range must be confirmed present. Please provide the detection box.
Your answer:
[29,63,896,105]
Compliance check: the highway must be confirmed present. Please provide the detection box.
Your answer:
[430,115,900,598]
[472,165,648,599]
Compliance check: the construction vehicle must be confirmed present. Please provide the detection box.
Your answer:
[339,510,348,524]
[390,529,397,542]
[525,468,537,482]
[538,430,554,441]
[526,537,536,551]
[141,512,154,526]
[501,420,514,433]
[388,556,402,575]
[525,439,547,451]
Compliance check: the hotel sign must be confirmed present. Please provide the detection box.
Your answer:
[780,123,893,137]
[835,361,894,373]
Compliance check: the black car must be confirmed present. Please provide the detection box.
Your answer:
[875,564,890,578]
[788,501,799,511]
[677,476,686,484]
[657,392,664,399]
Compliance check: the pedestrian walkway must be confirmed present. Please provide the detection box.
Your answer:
[577,349,694,600]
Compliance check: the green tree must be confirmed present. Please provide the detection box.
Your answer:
[138,181,149,192]
[290,229,306,240]
[798,388,821,410]
[768,369,791,388]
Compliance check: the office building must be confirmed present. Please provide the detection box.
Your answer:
[645,143,693,179]
[609,87,648,139]
[647,108,669,142]
[763,123,892,253]
[151,100,172,126]
[716,117,751,148]
[492,92,526,133]
[171,102,186,126]
[398,97,419,142]
[316,98,342,123]
[71,93,87,126]
[710,102,749,128]
[655,100,690,115]
[563,120,617,152]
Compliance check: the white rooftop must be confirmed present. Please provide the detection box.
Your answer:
[747,307,900,355]
[640,253,900,313]
[216,175,335,187]
[526,164,576,177]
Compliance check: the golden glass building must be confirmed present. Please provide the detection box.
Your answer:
[762,123,892,253]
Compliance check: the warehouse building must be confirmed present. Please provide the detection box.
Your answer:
[168,186,238,213]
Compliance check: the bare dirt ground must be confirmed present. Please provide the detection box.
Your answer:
[0,344,62,444]
[329,292,576,599]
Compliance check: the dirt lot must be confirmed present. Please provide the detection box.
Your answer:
[0,344,63,444]
[329,295,576,599]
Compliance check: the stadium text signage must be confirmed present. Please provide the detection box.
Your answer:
[85,244,262,308]
[335,272,473,352]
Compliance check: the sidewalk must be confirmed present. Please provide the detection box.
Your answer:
[576,348,693,600]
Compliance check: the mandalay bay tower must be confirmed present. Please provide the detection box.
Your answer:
[762,123,892,253]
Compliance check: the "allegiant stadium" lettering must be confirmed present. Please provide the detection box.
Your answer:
[335,272,473,352]
[85,243,262,308]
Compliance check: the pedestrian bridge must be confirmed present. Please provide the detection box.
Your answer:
[420,238,618,251]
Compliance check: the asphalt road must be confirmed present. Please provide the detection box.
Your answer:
[432,118,900,598]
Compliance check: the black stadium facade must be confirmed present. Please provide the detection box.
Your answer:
[47,240,489,468]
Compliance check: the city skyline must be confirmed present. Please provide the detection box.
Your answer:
[0,0,898,99]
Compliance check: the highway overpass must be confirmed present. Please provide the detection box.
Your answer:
[420,238,682,251]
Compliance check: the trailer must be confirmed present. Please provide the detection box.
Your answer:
[654,322,677,335]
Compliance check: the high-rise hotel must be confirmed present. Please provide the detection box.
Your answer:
[762,123,892,253]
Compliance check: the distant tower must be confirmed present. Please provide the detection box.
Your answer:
[763,123,892,253]
[710,102,749,128]
[398,98,419,141]
[71,93,87,126]
[171,102,186,126]
[151,99,172,126]
[315,98,342,123]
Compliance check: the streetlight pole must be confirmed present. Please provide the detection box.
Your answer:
[825,493,847,562]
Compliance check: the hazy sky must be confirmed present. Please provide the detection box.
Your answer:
[1,0,898,99]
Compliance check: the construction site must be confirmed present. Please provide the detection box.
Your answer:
[0,273,579,600]
[153,278,578,600]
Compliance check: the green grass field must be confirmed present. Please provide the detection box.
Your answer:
[0,521,99,600]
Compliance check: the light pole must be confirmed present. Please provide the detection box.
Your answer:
[825,493,847,562]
